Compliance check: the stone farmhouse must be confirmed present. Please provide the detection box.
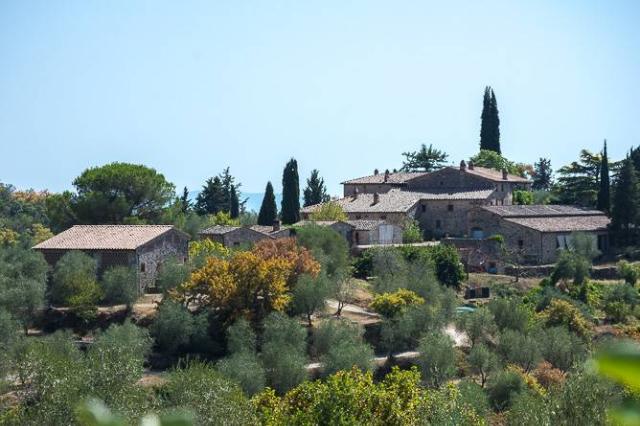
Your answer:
[199,221,292,248]
[302,161,611,265]
[294,220,403,246]
[33,225,190,292]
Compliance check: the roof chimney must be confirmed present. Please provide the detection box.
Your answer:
[460,160,467,171]
[468,160,474,170]
[374,168,379,175]
[373,192,380,205]
[502,168,508,180]
[384,169,390,182]
[272,219,281,232]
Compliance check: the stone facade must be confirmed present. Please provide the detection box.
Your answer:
[200,226,270,248]
[467,206,610,264]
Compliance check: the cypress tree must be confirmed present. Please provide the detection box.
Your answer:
[303,169,330,207]
[596,140,610,213]
[611,157,639,244]
[195,177,225,215]
[229,186,240,218]
[258,181,277,226]
[281,158,300,224]
[480,86,501,154]
[180,186,190,214]
[532,158,553,191]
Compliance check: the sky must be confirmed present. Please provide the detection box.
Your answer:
[1,1,639,196]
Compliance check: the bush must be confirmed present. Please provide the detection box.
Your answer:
[50,251,101,308]
[314,320,374,376]
[487,369,526,411]
[150,300,194,353]
[156,256,191,293]
[291,273,331,326]
[540,299,592,339]
[513,190,534,205]
[217,352,266,396]
[261,313,308,393]
[497,330,541,372]
[457,307,497,347]
[537,326,586,371]
[467,343,499,387]
[295,224,350,279]
[488,297,530,332]
[370,289,424,318]
[100,266,138,307]
[618,260,640,286]
[427,244,464,287]
[402,219,423,243]
[161,360,257,425]
[417,331,456,387]
[532,361,566,390]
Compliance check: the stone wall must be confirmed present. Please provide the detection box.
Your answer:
[201,228,270,248]
[415,200,486,238]
[137,230,189,292]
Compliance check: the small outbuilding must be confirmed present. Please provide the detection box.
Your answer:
[199,221,290,248]
[33,225,190,292]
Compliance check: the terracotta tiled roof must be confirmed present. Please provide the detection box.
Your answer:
[200,225,243,235]
[303,188,494,215]
[482,205,604,217]
[342,172,427,185]
[464,166,530,183]
[249,225,291,237]
[346,220,387,230]
[504,216,611,233]
[302,189,422,214]
[33,225,183,250]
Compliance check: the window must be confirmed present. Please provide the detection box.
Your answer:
[518,239,524,248]
[447,204,454,212]
[435,220,441,229]
[501,184,504,192]
[380,215,387,220]
[140,263,146,273]
[355,215,362,219]
[439,181,444,186]
[355,232,360,244]
[421,204,426,213]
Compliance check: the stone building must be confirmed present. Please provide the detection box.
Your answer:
[33,225,190,292]
[293,220,403,246]
[467,205,611,264]
[303,161,531,238]
[199,221,291,248]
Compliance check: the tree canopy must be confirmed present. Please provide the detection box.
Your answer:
[281,158,300,225]
[480,86,501,154]
[401,144,448,172]
[303,169,330,207]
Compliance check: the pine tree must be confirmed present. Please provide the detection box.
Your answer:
[303,169,330,207]
[532,158,553,191]
[281,158,300,224]
[258,181,278,226]
[401,144,449,172]
[219,167,246,214]
[611,157,639,244]
[195,177,225,215]
[597,140,611,213]
[180,186,191,214]
[480,86,501,154]
[230,186,240,218]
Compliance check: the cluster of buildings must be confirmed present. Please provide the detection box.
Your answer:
[33,161,611,293]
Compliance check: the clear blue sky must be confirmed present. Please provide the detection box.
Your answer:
[1,1,639,196]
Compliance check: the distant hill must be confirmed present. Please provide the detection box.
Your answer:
[188,191,282,213]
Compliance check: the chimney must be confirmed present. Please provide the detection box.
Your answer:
[373,192,380,205]
[272,219,281,232]
[384,169,390,182]
[502,168,508,180]
[468,160,474,170]
[374,169,379,175]
[460,160,467,171]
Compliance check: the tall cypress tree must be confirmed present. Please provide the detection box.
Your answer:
[180,186,190,214]
[257,181,277,226]
[480,86,501,154]
[611,157,639,244]
[229,186,240,219]
[281,158,300,224]
[303,169,330,207]
[597,140,611,213]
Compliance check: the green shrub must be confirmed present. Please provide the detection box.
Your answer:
[313,319,374,376]
[402,219,423,243]
[427,244,464,287]
[295,224,350,279]
[457,307,497,347]
[487,369,526,411]
[291,273,331,325]
[489,297,530,332]
[370,289,424,318]
[150,300,194,353]
[261,313,308,393]
[537,326,585,371]
[217,352,266,396]
[618,260,640,286]
[161,360,257,425]
[100,266,138,307]
[156,256,191,293]
[417,331,456,387]
[497,330,541,372]
[50,251,101,308]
